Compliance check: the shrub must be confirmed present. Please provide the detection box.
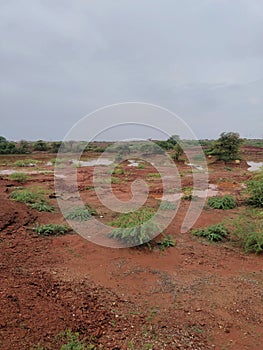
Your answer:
[208,132,243,161]
[228,209,263,254]
[10,187,46,204]
[246,176,263,207]
[207,195,236,210]
[33,224,71,236]
[192,224,228,242]
[9,172,29,182]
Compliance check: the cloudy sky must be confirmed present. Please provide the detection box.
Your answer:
[0,0,262,140]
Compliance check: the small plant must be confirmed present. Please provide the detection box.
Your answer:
[147,173,161,179]
[59,330,95,350]
[14,159,39,167]
[113,167,124,175]
[10,187,46,204]
[192,224,228,242]
[159,200,176,210]
[207,195,236,210]
[156,235,176,250]
[182,187,193,201]
[9,172,29,182]
[109,208,160,245]
[30,202,55,212]
[138,163,146,169]
[33,224,71,236]
[246,175,263,207]
[65,204,97,221]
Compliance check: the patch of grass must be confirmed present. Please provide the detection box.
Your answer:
[138,163,146,169]
[182,187,193,201]
[159,200,177,210]
[65,204,97,221]
[227,209,263,254]
[207,195,236,210]
[113,167,124,175]
[30,202,55,212]
[156,235,176,250]
[246,175,263,207]
[14,159,39,167]
[33,224,71,236]
[147,172,161,180]
[192,224,228,242]
[10,187,46,204]
[9,172,29,182]
[111,176,122,184]
[109,208,160,245]
[59,330,95,350]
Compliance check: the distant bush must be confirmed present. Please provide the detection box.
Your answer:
[9,173,29,182]
[33,224,71,236]
[192,224,228,242]
[207,195,236,210]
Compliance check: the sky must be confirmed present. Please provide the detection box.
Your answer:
[0,0,262,141]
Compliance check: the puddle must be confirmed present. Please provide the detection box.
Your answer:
[72,158,113,167]
[247,161,263,172]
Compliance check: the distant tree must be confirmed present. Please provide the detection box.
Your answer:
[49,141,62,153]
[209,132,243,161]
[171,143,184,161]
[33,140,47,151]
[17,140,31,154]
[0,136,17,154]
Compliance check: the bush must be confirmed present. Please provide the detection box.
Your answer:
[9,173,29,182]
[207,195,236,210]
[33,224,71,236]
[208,132,243,161]
[14,159,39,167]
[192,224,228,242]
[156,235,176,250]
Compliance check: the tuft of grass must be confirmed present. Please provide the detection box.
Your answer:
[138,163,146,169]
[14,159,39,167]
[30,202,55,212]
[192,224,228,242]
[207,195,236,210]
[10,187,46,204]
[33,224,71,236]
[246,175,263,207]
[147,173,161,180]
[108,207,160,245]
[159,200,177,210]
[9,172,29,182]
[65,204,97,221]
[156,235,176,250]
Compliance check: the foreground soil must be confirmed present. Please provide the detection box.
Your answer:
[0,149,263,349]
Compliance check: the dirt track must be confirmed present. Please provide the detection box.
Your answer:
[0,150,263,349]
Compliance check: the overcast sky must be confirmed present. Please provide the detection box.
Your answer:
[0,0,262,140]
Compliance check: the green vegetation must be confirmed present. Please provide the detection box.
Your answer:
[159,200,177,210]
[59,330,95,350]
[109,207,160,245]
[207,195,236,210]
[14,159,39,167]
[228,209,263,254]
[65,204,97,221]
[10,187,46,204]
[156,235,176,250]
[33,224,71,236]
[30,202,55,212]
[246,171,263,207]
[9,172,29,182]
[147,172,161,179]
[192,224,228,242]
[182,187,193,201]
[207,132,243,161]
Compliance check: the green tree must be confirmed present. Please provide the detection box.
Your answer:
[33,140,47,151]
[209,132,243,161]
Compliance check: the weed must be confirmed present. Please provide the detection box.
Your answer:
[147,173,161,179]
[159,200,176,210]
[246,175,263,207]
[207,195,236,210]
[10,187,46,204]
[14,159,39,167]
[138,163,146,169]
[30,202,55,212]
[9,172,29,182]
[156,235,176,250]
[113,167,124,175]
[65,204,97,221]
[59,330,95,350]
[33,224,71,236]
[192,224,228,242]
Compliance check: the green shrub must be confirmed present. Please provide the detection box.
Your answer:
[246,177,263,207]
[9,172,29,182]
[159,200,176,210]
[156,235,176,250]
[109,208,160,245]
[137,163,145,169]
[33,224,71,236]
[192,224,228,242]
[30,202,55,212]
[228,209,263,254]
[14,159,39,167]
[65,204,97,221]
[10,187,46,204]
[207,195,236,210]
